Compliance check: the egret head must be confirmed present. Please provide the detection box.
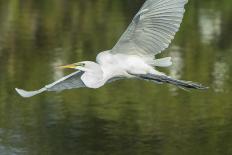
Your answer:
[59,61,104,88]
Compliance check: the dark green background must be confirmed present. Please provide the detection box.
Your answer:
[0,0,232,154]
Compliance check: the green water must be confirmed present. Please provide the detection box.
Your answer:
[0,0,232,154]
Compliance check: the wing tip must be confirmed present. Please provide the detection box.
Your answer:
[15,88,30,98]
[15,88,45,98]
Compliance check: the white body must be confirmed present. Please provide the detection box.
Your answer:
[81,51,167,88]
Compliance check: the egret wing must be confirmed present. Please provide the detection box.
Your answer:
[15,71,86,98]
[111,0,188,57]
[46,71,86,91]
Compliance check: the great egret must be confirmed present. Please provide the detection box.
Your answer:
[15,0,207,98]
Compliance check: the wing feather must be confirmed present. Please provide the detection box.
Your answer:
[111,0,188,57]
[45,71,86,91]
[15,71,86,98]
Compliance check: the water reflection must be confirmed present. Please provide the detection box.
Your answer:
[169,46,184,93]
[212,61,229,92]
[199,9,222,44]
[0,0,232,155]
[51,54,65,80]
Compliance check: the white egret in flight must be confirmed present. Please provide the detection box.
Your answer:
[16,0,207,98]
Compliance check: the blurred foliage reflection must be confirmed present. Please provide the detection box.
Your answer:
[0,0,232,155]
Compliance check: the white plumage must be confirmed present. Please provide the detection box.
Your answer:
[15,0,207,98]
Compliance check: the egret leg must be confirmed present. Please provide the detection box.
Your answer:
[131,73,208,90]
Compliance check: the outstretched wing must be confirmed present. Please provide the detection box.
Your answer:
[46,71,85,91]
[15,71,86,98]
[111,0,188,57]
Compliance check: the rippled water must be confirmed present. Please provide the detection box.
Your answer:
[0,0,232,155]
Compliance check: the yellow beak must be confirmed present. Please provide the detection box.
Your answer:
[58,64,76,69]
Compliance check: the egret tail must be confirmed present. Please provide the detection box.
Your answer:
[134,73,208,90]
[15,88,46,98]
[153,57,172,67]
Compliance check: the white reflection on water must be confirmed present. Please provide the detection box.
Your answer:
[212,61,229,92]
[168,46,184,93]
[51,49,65,81]
[199,9,221,44]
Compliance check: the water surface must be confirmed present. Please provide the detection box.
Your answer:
[0,0,232,155]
